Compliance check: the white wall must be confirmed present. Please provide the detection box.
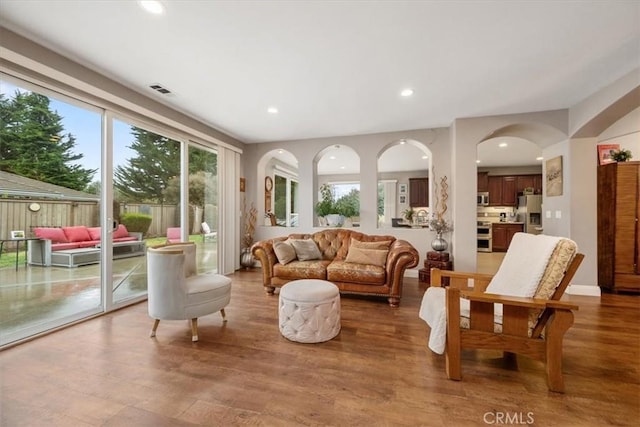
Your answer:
[247,127,451,272]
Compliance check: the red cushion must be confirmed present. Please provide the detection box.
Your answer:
[33,227,68,243]
[63,226,92,243]
[113,224,130,239]
[87,227,101,240]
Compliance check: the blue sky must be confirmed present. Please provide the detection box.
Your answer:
[1,80,135,179]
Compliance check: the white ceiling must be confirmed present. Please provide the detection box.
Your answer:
[1,1,639,170]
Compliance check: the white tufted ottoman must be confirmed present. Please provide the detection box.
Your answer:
[279,279,341,343]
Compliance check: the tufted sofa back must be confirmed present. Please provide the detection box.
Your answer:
[284,229,397,261]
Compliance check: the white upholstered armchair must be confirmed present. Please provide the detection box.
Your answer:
[147,242,232,342]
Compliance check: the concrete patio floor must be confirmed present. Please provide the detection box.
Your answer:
[0,242,218,346]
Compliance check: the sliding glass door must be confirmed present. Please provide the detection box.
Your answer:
[0,76,104,345]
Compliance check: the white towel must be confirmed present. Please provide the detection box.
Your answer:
[419,232,562,354]
[486,233,561,297]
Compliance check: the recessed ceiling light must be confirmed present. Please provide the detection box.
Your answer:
[476,160,481,164]
[536,156,544,161]
[422,155,428,159]
[278,149,283,154]
[139,0,164,14]
[329,156,336,160]
[499,142,508,148]
[400,88,414,97]
[267,106,278,114]
[399,140,406,145]
[340,166,345,170]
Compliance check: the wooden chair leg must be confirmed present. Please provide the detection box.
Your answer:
[150,319,160,338]
[220,308,227,322]
[545,310,574,393]
[190,318,199,342]
[445,288,462,380]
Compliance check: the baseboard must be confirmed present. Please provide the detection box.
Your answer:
[405,269,418,278]
[566,284,601,296]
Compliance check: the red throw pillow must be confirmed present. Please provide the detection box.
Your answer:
[33,227,68,243]
[62,226,92,243]
[113,224,130,239]
[87,227,101,241]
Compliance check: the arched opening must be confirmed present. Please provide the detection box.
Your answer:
[257,149,299,227]
[313,145,360,227]
[377,139,432,228]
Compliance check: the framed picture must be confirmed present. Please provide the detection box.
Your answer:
[399,183,407,194]
[239,177,246,192]
[11,230,25,239]
[399,195,407,204]
[597,144,620,166]
[546,156,563,197]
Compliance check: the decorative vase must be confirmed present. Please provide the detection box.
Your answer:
[431,232,448,252]
[240,247,254,269]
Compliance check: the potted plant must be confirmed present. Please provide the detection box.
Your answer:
[610,148,633,162]
[402,207,415,223]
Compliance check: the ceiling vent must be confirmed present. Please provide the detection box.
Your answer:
[149,83,172,95]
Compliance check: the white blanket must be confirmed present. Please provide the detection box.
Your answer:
[419,233,561,354]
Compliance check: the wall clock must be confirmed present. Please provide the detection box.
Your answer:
[265,176,273,192]
[28,203,41,212]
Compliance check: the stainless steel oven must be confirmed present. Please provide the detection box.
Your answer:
[477,192,489,207]
[477,221,492,252]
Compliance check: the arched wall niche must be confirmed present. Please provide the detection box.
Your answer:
[256,148,299,227]
[377,139,432,228]
[313,144,361,227]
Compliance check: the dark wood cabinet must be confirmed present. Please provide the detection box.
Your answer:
[409,177,429,208]
[516,174,543,194]
[492,223,524,252]
[502,176,517,206]
[533,174,543,193]
[597,161,640,293]
[477,172,489,192]
[487,174,539,206]
[487,176,503,206]
[516,175,535,193]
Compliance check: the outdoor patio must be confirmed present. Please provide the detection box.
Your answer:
[0,240,217,345]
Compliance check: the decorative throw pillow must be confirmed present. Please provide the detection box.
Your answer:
[289,239,323,261]
[273,241,297,265]
[350,238,392,250]
[62,226,92,243]
[113,224,130,239]
[345,246,389,267]
[33,227,68,243]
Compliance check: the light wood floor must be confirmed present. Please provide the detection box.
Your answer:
[1,268,638,426]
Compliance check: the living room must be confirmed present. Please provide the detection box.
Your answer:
[1,1,639,425]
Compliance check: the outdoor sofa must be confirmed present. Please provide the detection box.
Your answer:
[28,225,144,267]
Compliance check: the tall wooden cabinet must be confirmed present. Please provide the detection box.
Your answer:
[597,161,640,293]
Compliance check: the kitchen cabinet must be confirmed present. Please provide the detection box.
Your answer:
[492,223,524,252]
[488,176,517,206]
[502,176,517,205]
[597,161,640,293]
[477,172,489,192]
[487,176,503,205]
[409,177,429,208]
[516,174,543,194]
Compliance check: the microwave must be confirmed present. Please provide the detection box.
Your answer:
[477,192,489,206]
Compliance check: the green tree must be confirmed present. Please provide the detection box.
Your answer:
[113,127,180,203]
[114,127,217,203]
[0,91,96,190]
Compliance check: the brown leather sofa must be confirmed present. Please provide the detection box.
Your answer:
[251,229,419,307]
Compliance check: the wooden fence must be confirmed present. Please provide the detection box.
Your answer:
[0,199,181,242]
